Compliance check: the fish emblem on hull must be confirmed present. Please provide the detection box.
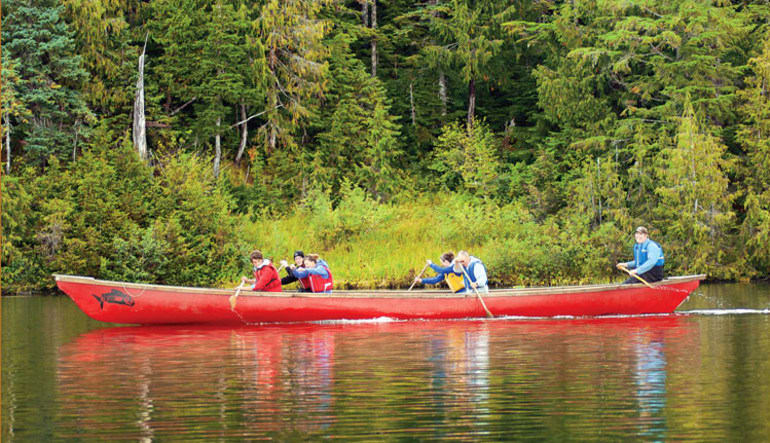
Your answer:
[91,289,135,309]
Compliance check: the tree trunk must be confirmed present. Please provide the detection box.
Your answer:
[439,71,447,116]
[72,119,81,162]
[371,0,377,77]
[362,0,369,27]
[409,83,416,126]
[133,34,149,161]
[269,125,277,155]
[467,77,476,130]
[4,112,11,174]
[214,116,222,178]
[235,103,248,165]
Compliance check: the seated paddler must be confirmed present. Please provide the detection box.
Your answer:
[290,253,334,293]
[415,252,466,293]
[455,250,489,293]
[241,250,282,292]
[616,226,665,284]
[279,250,311,292]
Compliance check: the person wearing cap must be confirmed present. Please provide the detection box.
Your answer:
[616,227,665,284]
[241,250,282,292]
[279,250,311,291]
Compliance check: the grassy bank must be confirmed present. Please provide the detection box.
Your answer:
[237,189,629,290]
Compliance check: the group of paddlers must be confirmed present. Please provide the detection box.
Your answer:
[241,249,488,294]
[241,250,333,293]
[241,226,665,293]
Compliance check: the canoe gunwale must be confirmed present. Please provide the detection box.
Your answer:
[54,274,706,299]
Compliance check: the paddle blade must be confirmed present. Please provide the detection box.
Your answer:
[229,294,238,310]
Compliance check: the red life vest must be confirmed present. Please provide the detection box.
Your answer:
[253,263,282,292]
[298,274,312,290]
[308,265,333,293]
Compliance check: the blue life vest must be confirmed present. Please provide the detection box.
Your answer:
[634,240,665,268]
[463,259,488,288]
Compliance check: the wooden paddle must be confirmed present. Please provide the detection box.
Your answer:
[408,262,431,291]
[618,265,654,288]
[229,280,246,310]
[458,263,493,318]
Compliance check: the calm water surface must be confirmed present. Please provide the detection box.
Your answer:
[3,283,770,441]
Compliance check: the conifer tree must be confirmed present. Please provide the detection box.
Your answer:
[423,0,515,130]
[314,32,402,201]
[2,0,92,166]
[655,98,736,277]
[737,37,770,274]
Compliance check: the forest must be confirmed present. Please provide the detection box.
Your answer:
[2,0,770,293]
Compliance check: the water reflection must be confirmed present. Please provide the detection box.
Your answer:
[52,316,699,440]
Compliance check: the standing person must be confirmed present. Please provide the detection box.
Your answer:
[241,250,282,292]
[291,254,334,293]
[455,250,489,293]
[617,226,665,284]
[279,250,311,292]
[414,252,466,293]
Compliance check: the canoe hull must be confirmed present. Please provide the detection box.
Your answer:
[55,274,704,325]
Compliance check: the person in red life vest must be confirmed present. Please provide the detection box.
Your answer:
[290,253,333,293]
[279,250,311,292]
[241,250,282,292]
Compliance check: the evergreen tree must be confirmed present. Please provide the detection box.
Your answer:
[655,98,737,278]
[60,0,136,118]
[1,55,31,173]
[314,32,402,201]
[430,119,501,196]
[737,37,770,275]
[2,0,92,166]
[423,0,516,129]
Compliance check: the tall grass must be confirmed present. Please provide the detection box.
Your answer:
[236,189,627,289]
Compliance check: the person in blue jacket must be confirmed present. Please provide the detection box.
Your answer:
[617,226,665,284]
[415,252,466,293]
[291,253,334,293]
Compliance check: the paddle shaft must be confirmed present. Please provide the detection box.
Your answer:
[408,262,431,291]
[459,264,493,318]
[619,266,654,288]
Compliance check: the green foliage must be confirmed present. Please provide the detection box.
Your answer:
[1,0,92,165]
[654,98,738,279]
[737,36,770,276]
[431,119,502,196]
[6,0,770,292]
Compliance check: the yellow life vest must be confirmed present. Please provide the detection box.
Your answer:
[445,272,465,293]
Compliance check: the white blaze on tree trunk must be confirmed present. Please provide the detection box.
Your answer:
[133,34,149,161]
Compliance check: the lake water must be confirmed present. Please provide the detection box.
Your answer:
[3,283,770,441]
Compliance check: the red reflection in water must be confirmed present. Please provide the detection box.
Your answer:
[56,316,698,440]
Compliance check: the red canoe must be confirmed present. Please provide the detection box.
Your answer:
[54,274,705,325]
